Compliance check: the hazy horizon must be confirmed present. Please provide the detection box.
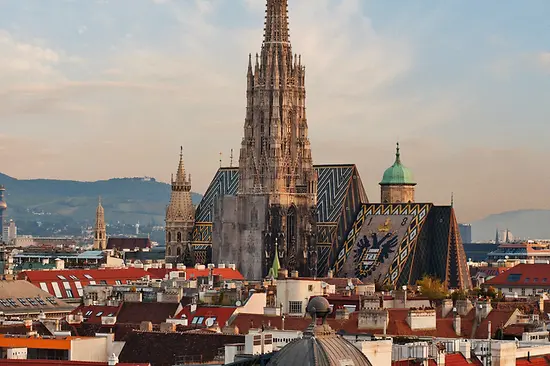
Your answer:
[1,0,549,222]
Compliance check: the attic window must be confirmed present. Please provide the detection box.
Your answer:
[543,278,548,283]
[506,274,521,282]
[96,312,103,317]
[525,278,530,283]
[70,275,78,280]
[85,310,93,316]
[533,278,538,283]
[57,275,67,280]
[84,274,93,280]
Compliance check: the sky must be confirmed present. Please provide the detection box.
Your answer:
[0,0,549,223]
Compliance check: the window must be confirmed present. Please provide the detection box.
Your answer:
[509,288,513,293]
[191,317,198,324]
[308,285,313,292]
[51,283,63,298]
[0,299,10,307]
[66,289,73,298]
[525,278,530,283]
[39,282,49,292]
[506,274,521,282]
[75,282,83,297]
[96,312,103,317]
[46,297,57,305]
[69,275,79,280]
[534,278,539,283]
[89,281,96,285]
[197,316,204,324]
[7,299,17,307]
[521,288,526,296]
[543,278,548,283]
[100,280,107,285]
[84,274,93,280]
[18,298,29,306]
[35,298,46,305]
[115,280,122,285]
[57,275,67,280]
[85,310,93,316]
[289,301,302,314]
[27,298,37,306]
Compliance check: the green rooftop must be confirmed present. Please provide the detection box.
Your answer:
[380,143,416,186]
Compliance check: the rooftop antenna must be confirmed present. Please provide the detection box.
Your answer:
[219,152,222,168]
[230,149,234,168]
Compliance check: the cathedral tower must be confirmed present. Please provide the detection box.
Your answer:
[380,143,416,204]
[93,197,107,250]
[165,147,195,265]
[213,0,318,279]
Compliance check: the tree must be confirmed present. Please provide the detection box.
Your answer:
[417,275,448,307]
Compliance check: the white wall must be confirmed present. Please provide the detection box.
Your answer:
[277,279,323,316]
[357,340,392,366]
[69,337,108,362]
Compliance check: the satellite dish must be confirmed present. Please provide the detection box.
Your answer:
[321,282,327,288]
[236,301,242,307]
[205,318,215,327]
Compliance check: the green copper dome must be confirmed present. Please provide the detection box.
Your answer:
[380,143,416,186]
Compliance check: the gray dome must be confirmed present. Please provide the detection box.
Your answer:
[268,296,372,366]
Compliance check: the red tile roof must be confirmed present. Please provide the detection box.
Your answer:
[516,355,550,365]
[117,302,180,325]
[475,309,517,339]
[146,267,244,281]
[17,268,152,300]
[176,305,238,327]
[484,264,550,287]
[0,361,148,366]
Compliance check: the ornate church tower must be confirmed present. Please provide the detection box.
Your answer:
[380,143,416,204]
[213,0,318,279]
[165,147,195,265]
[93,198,107,250]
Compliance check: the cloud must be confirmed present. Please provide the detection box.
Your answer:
[537,52,550,73]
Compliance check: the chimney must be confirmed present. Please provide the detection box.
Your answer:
[160,322,176,332]
[108,353,119,366]
[441,299,453,318]
[281,314,285,330]
[327,270,333,279]
[453,314,461,336]
[278,269,288,279]
[487,320,492,340]
[140,321,153,332]
[335,307,350,320]
[291,270,299,278]
[476,299,492,321]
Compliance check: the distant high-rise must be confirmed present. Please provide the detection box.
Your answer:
[0,186,7,243]
[165,147,195,265]
[459,223,472,244]
[93,198,107,250]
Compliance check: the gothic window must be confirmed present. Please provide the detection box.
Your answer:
[167,246,172,256]
[177,247,182,257]
[177,232,182,242]
[168,232,172,243]
[251,207,258,227]
[286,205,297,247]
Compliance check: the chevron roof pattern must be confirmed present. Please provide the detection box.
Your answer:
[194,164,365,225]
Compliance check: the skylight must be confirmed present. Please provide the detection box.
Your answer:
[57,275,67,280]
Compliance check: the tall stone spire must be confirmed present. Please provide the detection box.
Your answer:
[214,0,318,280]
[93,197,107,250]
[239,0,316,201]
[165,147,195,265]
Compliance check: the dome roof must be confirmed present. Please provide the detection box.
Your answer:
[268,296,372,366]
[380,143,416,186]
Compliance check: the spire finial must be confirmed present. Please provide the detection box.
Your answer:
[230,149,234,168]
[451,192,454,207]
[395,142,401,164]
[219,152,222,168]
[98,196,102,205]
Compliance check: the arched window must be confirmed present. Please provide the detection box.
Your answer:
[167,246,172,256]
[167,232,172,243]
[286,205,297,246]
[177,232,182,242]
[176,247,182,257]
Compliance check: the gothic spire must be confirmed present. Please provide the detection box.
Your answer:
[175,146,187,183]
[395,142,401,165]
[263,0,289,44]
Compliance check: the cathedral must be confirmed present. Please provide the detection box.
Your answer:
[165,0,471,289]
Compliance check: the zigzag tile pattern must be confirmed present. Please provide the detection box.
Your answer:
[194,168,239,222]
[316,165,354,223]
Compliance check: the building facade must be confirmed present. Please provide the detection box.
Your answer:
[92,198,106,250]
[165,147,195,265]
[212,0,318,280]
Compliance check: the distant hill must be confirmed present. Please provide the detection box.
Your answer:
[0,172,202,227]
[471,209,550,242]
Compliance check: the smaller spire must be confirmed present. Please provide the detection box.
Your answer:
[395,142,401,164]
[230,149,234,168]
[175,146,186,183]
[451,192,454,207]
[219,152,222,168]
